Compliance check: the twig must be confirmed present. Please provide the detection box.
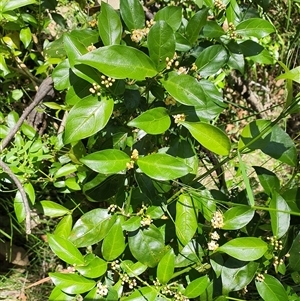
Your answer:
[0,77,54,235]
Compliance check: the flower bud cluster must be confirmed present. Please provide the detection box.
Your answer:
[227,22,238,40]
[211,210,224,229]
[101,75,115,88]
[120,273,137,289]
[96,282,108,296]
[172,113,186,124]
[214,0,226,10]
[273,255,284,268]
[111,260,120,271]
[89,82,101,96]
[108,204,118,213]
[165,95,177,106]
[131,20,155,43]
[255,273,265,282]
[166,53,179,70]
[207,230,221,251]
[126,149,139,170]
[267,236,283,251]
[140,214,153,227]
[87,44,96,52]
[88,19,97,28]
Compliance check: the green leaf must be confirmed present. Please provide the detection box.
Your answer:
[52,59,71,91]
[76,45,157,80]
[69,208,114,247]
[128,225,165,267]
[121,260,148,277]
[14,191,26,223]
[276,66,300,84]
[0,54,10,77]
[63,34,88,67]
[154,6,182,31]
[221,258,258,293]
[80,149,130,174]
[121,286,157,301]
[181,121,231,156]
[253,166,280,195]
[269,192,290,238]
[238,120,297,167]
[137,153,192,181]
[223,206,255,230]
[148,21,175,71]
[54,215,73,239]
[184,275,210,298]
[186,8,209,45]
[49,287,74,301]
[98,1,122,46]
[203,21,225,38]
[120,0,145,30]
[289,232,300,271]
[175,194,198,247]
[102,218,125,260]
[1,0,37,12]
[54,163,77,179]
[64,94,114,144]
[41,201,71,217]
[217,237,268,261]
[236,18,275,39]
[49,272,95,295]
[122,216,142,232]
[175,240,204,268]
[76,254,107,278]
[127,107,171,134]
[255,274,289,301]
[47,233,84,265]
[195,45,228,77]
[20,27,32,48]
[157,248,175,284]
[238,40,264,57]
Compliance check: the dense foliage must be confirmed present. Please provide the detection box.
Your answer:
[0,0,300,300]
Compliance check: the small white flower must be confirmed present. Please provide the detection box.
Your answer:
[210,231,220,240]
[208,240,219,251]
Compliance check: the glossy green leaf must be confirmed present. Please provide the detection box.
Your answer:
[20,27,32,48]
[255,274,289,301]
[175,194,198,247]
[228,52,245,73]
[239,120,297,166]
[253,166,280,195]
[154,6,182,31]
[102,218,125,260]
[217,237,268,261]
[127,107,171,134]
[203,21,225,38]
[148,21,175,71]
[14,191,26,223]
[80,149,130,174]
[49,287,74,301]
[122,216,142,232]
[157,248,175,284]
[195,45,228,77]
[63,34,88,67]
[137,153,192,181]
[121,260,148,277]
[98,1,122,46]
[54,215,73,239]
[52,59,71,90]
[128,225,165,267]
[1,0,37,12]
[121,286,157,301]
[269,192,290,238]
[175,240,204,268]
[223,206,255,230]
[239,40,264,57]
[236,18,275,39]
[76,45,157,80]
[76,254,107,278]
[64,94,114,144]
[186,8,209,44]
[49,272,95,295]
[41,201,71,217]
[276,66,300,84]
[47,233,84,265]
[175,32,192,51]
[181,121,231,156]
[0,54,10,77]
[221,258,258,293]
[69,208,114,247]
[289,232,300,271]
[184,275,210,298]
[120,0,145,30]
[54,163,77,179]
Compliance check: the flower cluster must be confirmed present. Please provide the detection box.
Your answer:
[131,20,155,43]
[87,44,96,52]
[227,22,238,40]
[207,240,219,251]
[158,282,189,301]
[108,204,118,213]
[111,260,120,271]
[211,210,224,229]
[267,236,283,251]
[214,0,226,10]
[96,282,108,296]
[126,149,139,170]
[273,255,284,268]
[141,214,153,227]
[89,82,101,96]
[173,113,186,124]
[165,95,177,106]
[101,75,115,88]
[174,291,189,301]
[166,53,179,70]
[120,273,137,289]
[255,273,265,282]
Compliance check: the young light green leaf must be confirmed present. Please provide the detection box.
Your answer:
[122,216,142,232]
[47,233,84,265]
[49,272,95,295]
[157,248,175,284]
[217,237,268,261]
[154,6,182,31]
[54,163,77,179]
[54,215,73,239]
[269,192,290,238]
[176,193,198,247]
[137,153,192,181]
[63,34,88,67]
[289,232,300,271]
[76,45,157,80]
[80,149,130,174]
[20,27,32,48]
[255,274,289,301]
[127,107,171,134]
[52,59,71,91]
[181,121,231,156]
[253,166,280,195]
[41,201,71,218]
[223,206,255,230]
[121,286,157,301]
[76,254,107,278]
[128,225,165,267]
[64,94,114,144]
[69,208,114,247]
[276,66,300,84]
[186,8,209,45]
[147,21,175,71]
[102,218,125,261]
[2,0,37,12]
[184,275,210,298]
[98,1,122,46]
[120,0,145,30]
[236,18,275,39]
[121,260,148,277]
